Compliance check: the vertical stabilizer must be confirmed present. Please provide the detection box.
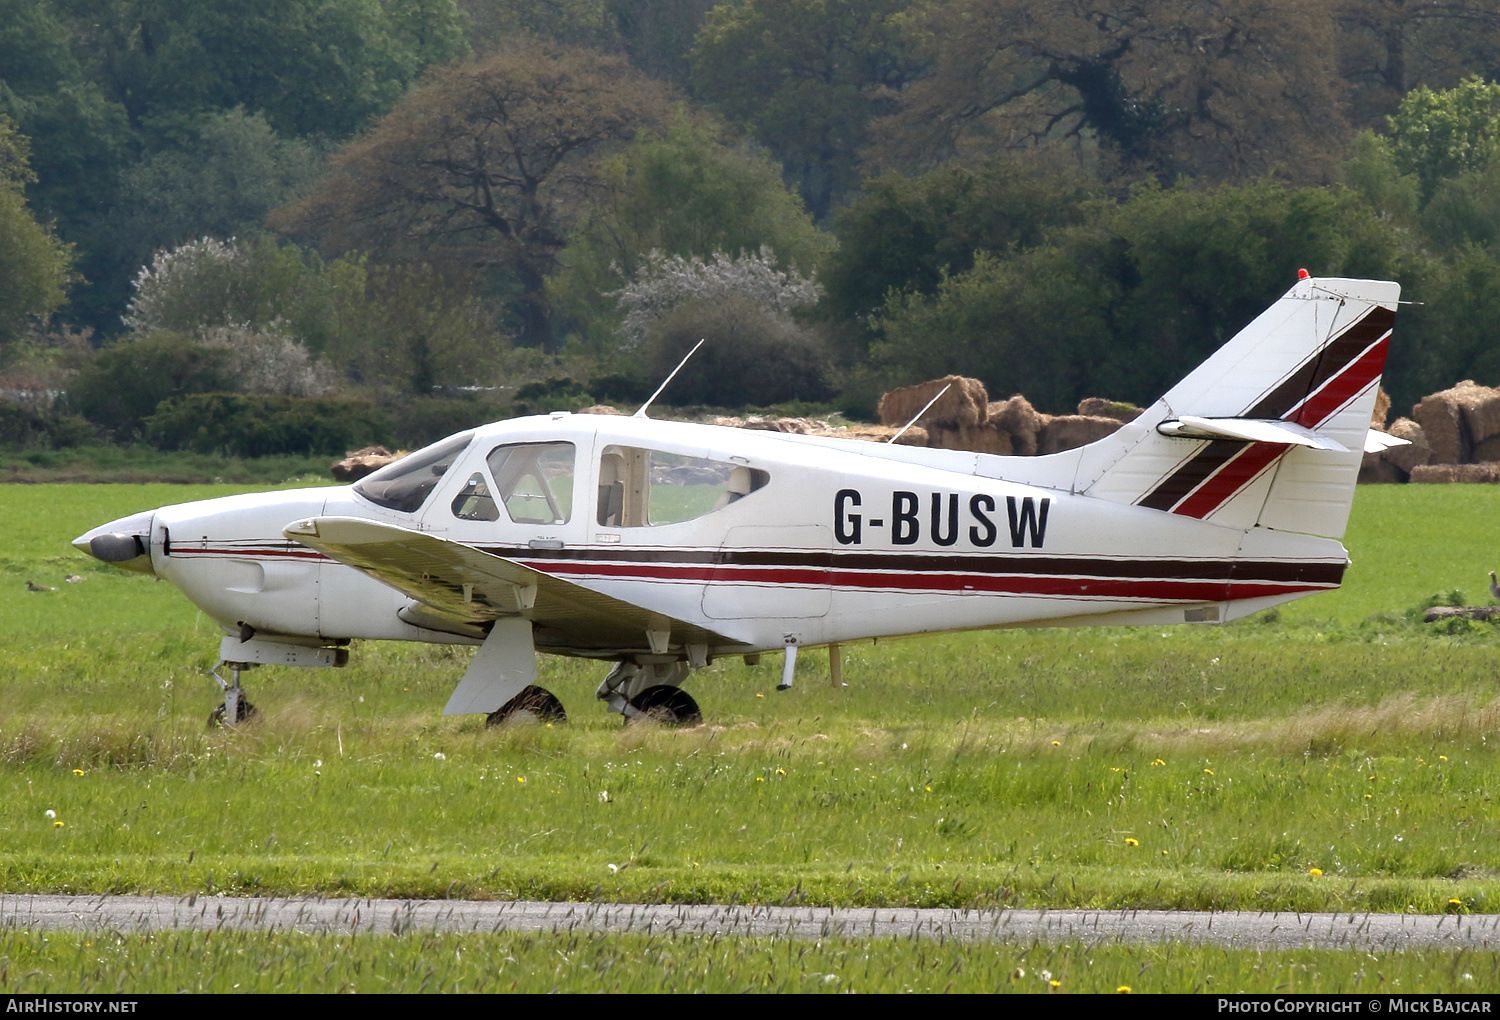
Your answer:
[1074,277,1398,540]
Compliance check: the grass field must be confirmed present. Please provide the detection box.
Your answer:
[1,481,1499,992]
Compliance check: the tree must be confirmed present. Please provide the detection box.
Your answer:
[110,109,325,271]
[873,182,1415,411]
[819,157,1098,329]
[877,0,1346,185]
[1334,1,1500,126]
[69,0,467,140]
[1386,76,1500,201]
[550,113,834,349]
[689,0,928,219]
[0,116,76,346]
[275,42,679,350]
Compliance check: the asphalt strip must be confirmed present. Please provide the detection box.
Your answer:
[2,895,1498,949]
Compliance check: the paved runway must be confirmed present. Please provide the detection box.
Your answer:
[3,895,1497,949]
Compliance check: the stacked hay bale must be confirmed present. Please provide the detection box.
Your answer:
[1363,380,1500,483]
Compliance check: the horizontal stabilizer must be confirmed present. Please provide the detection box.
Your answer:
[1363,429,1412,454]
[285,516,741,653]
[1156,416,1348,451]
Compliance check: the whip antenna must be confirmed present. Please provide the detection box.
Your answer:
[634,338,706,418]
[889,383,951,443]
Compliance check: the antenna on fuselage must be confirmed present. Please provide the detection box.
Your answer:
[633,338,706,418]
[888,383,951,444]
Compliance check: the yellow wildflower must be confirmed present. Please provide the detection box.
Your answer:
[517,776,525,784]
[53,821,63,828]
[776,768,785,775]
[1051,740,1061,746]
[1309,868,1323,876]
[1150,758,1165,766]
[72,769,84,776]
[1203,768,1214,775]
[1125,838,1139,847]
[1049,980,1061,989]
[1117,985,1131,994]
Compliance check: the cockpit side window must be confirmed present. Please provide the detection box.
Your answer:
[485,442,575,525]
[354,432,474,513]
[597,445,768,527]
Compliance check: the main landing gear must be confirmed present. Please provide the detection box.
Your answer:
[596,661,703,726]
[486,685,568,726]
[208,662,258,727]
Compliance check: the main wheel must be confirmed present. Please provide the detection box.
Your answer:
[207,699,257,728]
[628,685,702,726]
[487,685,567,726]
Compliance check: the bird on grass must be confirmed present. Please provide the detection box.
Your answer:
[25,580,55,592]
[1490,571,1500,601]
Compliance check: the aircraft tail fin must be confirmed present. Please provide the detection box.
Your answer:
[1070,276,1399,540]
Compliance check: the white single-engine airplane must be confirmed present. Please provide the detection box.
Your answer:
[76,275,1404,726]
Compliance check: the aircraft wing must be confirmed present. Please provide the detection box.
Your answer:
[284,516,743,652]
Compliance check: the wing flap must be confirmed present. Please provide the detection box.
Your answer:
[285,516,744,652]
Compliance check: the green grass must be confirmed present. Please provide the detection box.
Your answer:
[0,446,335,484]
[2,482,1500,989]
[4,929,1497,993]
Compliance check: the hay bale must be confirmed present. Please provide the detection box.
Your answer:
[1037,415,1121,455]
[331,445,405,482]
[1409,462,1500,484]
[928,422,1014,456]
[823,424,929,446]
[1413,389,1469,464]
[878,376,989,428]
[1358,456,1407,484]
[1076,397,1141,422]
[988,395,1043,456]
[1380,417,1430,475]
[1371,387,1391,430]
[1412,380,1500,463]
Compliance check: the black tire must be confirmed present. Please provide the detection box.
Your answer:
[207,698,257,728]
[487,685,567,726]
[628,685,702,726]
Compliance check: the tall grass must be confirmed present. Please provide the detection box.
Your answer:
[0,484,1496,918]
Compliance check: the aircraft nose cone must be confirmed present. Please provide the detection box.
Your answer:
[73,510,156,573]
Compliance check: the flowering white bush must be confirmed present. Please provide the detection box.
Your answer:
[611,246,822,350]
[199,323,336,397]
[122,237,243,334]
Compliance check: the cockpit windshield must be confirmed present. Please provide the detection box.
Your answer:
[353,432,474,513]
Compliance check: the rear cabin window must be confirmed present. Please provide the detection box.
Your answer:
[354,432,473,513]
[452,442,575,525]
[596,445,768,527]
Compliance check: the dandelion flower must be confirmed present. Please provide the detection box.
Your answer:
[1125,838,1139,847]
[756,777,765,782]
[1449,898,1463,906]
[776,768,785,775]
[1117,985,1131,994]
[1050,980,1061,989]
[517,776,525,784]
[1150,758,1165,766]
[72,769,84,776]
[1051,740,1061,746]
[1161,849,1169,856]
[1203,768,1214,775]
[756,693,764,699]
[1309,868,1323,876]
[53,821,63,828]
[1440,755,1448,761]
[925,785,932,792]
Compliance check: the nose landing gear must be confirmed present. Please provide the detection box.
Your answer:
[208,663,258,727]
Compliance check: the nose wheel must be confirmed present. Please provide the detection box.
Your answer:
[208,664,258,727]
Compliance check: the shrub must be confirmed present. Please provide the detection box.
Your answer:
[143,393,390,458]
